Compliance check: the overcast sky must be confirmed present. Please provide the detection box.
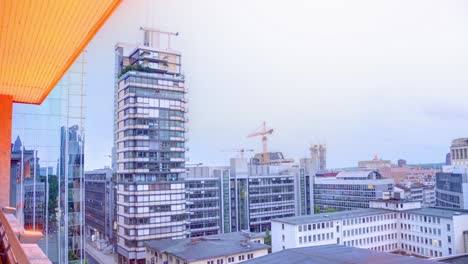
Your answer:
[84,0,468,170]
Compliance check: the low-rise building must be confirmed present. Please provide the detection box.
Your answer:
[313,170,394,212]
[245,244,435,264]
[145,232,269,264]
[394,183,436,207]
[271,199,468,258]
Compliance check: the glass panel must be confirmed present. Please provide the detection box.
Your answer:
[11,54,86,263]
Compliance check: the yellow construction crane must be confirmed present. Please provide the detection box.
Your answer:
[247,122,274,164]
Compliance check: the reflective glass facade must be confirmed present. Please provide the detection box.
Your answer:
[12,54,86,263]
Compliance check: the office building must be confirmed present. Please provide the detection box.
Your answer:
[185,166,229,237]
[310,144,326,172]
[450,138,468,166]
[245,244,435,264]
[10,136,45,231]
[185,154,300,234]
[271,199,468,258]
[394,183,436,208]
[85,168,115,250]
[114,28,188,263]
[358,155,392,169]
[145,232,269,264]
[229,155,299,233]
[297,158,315,216]
[436,166,468,209]
[313,170,394,212]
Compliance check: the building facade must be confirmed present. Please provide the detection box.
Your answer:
[229,156,299,233]
[313,170,394,212]
[450,138,468,166]
[436,166,468,210]
[10,137,45,231]
[85,168,115,250]
[271,199,468,258]
[185,166,228,237]
[184,155,300,235]
[114,29,188,263]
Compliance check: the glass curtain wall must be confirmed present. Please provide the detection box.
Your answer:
[11,54,86,264]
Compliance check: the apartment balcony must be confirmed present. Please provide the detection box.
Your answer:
[0,208,51,264]
[170,136,186,142]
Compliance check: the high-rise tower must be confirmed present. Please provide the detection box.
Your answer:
[114,28,188,263]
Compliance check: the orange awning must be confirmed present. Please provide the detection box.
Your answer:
[0,0,122,104]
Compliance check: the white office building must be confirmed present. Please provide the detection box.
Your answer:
[271,199,468,259]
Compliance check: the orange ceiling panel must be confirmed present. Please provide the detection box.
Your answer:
[0,0,122,104]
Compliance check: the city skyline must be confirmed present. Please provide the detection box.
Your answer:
[84,0,468,170]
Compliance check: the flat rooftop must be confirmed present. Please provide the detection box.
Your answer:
[273,207,468,225]
[405,207,468,219]
[145,232,269,261]
[272,209,389,225]
[244,245,436,264]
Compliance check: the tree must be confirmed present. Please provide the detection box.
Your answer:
[314,205,320,214]
[324,208,337,213]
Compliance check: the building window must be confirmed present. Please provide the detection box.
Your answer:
[449,248,452,255]
[448,236,451,243]
[447,224,451,231]
[282,224,284,230]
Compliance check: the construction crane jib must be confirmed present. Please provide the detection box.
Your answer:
[247,122,274,164]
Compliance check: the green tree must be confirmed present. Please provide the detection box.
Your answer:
[47,175,58,223]
[324,208,337,213]
[314,205,320,214]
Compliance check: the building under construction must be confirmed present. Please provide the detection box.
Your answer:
[310,144,327,172]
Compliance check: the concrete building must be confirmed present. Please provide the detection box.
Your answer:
[229,155,299,233]
[114,28,188,263]
[271,199,468,258]
[297,158,315,216]
[436,166,468,210]
[313,170,394,212]
[358,155,392,169]
[245,244,436,264]
[450,138,468,166]
[185,166,229,237]
[85,168,115,250]
[145,232,269,264]
[185,154,300,235]
[394,183,436,208]
[310,144,326,172]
